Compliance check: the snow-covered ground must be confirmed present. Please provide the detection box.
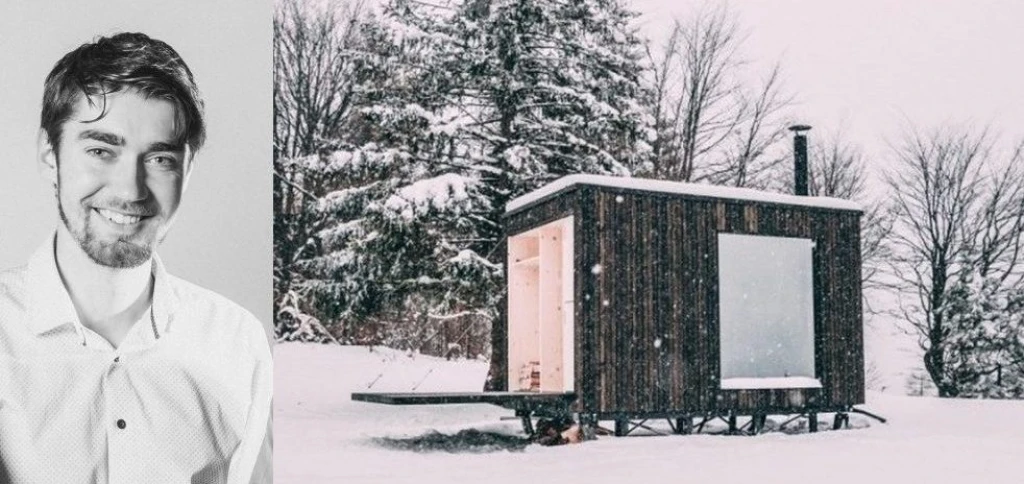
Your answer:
[275,342,1024,484]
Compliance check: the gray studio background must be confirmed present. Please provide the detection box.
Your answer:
[0,1,273,336]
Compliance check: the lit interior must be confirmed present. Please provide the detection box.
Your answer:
[507,216,575,392]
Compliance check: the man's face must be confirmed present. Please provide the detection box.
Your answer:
[40,90,191,268]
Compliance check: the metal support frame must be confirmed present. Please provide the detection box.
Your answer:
[614,418,628,436]
[851,407,887,423]
[514,405,887,439]
[579,413,598,440]
[752,414,767,434]
[630,419,668,436]
[735,413,768,435]
[498,394,577,438]
[832,412,849,430]
[668,416,693,435]
[612,417,669,437]
[517,410,535,435]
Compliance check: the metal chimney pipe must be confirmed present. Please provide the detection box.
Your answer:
[789,124,812,196]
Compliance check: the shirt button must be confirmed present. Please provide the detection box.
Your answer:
[114,356,120,363]
[116,419,127,429]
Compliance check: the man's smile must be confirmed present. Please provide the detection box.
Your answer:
[92,207,152,226]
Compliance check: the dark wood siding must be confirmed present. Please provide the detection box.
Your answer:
[577,188,598,412]
[504,190,579,235]
[502,183,864,416]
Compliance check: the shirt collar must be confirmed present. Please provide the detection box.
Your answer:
[25,234,78,335]
[25,232,179,338]
[150,251,180,336]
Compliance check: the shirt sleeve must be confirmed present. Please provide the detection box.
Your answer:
[226,324,273,484]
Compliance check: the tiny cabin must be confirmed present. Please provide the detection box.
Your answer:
[494,174,864,427]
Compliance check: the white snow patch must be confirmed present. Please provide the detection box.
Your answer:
[503,145,531,170]
[446,249,502,271]
[384,174,472,219]
[506,174,862,213]
[720,377,823,390]
[276,343,1024,484]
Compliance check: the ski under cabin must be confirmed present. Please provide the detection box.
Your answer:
[354,170,876,435]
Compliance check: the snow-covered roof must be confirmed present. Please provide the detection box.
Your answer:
[505,174,862,213]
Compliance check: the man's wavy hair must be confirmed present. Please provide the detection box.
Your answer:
[41,32,205,156]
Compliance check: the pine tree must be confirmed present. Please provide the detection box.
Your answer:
[279,0,653,352]
[284,5,498,351]
[274,0,379,341]
[937,270,1024,398]
[397,0,651,240]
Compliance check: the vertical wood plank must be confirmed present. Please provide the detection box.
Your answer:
[538,226,564,391]
[579,188,597,412]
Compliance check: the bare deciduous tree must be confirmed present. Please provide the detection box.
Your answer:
[274,0,365,160]
[803,131,895,313]
[859,203,895,298]
[648,3,743,182]
[714,62,793,189]
[273,0,367,320]
[646,3,792,187]
[885,125,1024,397]
[808,131,868,200]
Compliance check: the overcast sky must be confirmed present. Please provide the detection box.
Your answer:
[631,0,1024,181]
[630,0,1024,387]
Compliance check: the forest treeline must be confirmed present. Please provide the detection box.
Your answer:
[273,0,1024,398]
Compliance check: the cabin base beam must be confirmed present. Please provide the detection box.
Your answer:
[518,411,535,435]
[670,416,693,435]
[578,407,871,437]
[832,412,849,430]
[614,418,628,437]
[751,414,767,434]
[850,407,887,424]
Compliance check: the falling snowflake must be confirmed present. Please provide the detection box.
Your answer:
[591,264,603,275]
[654,338,662,348]
[615,195,624,203]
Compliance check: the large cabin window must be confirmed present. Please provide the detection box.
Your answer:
[717,233,820,389]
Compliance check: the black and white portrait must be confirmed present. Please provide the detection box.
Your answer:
[0,2,273,483]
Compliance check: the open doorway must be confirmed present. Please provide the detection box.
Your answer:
[507,216,575,392]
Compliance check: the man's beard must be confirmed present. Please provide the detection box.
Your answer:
[56,191,154,269]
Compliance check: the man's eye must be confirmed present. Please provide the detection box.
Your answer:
[148,156,178,168]
[87,148,112,158]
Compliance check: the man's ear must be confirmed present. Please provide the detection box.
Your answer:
[37,129,58,186]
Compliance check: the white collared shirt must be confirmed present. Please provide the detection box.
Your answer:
[0,236,272,484]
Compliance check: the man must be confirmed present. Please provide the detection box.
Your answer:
[0,33,272,483]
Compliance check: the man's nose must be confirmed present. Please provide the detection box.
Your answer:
[105,156,149,201]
